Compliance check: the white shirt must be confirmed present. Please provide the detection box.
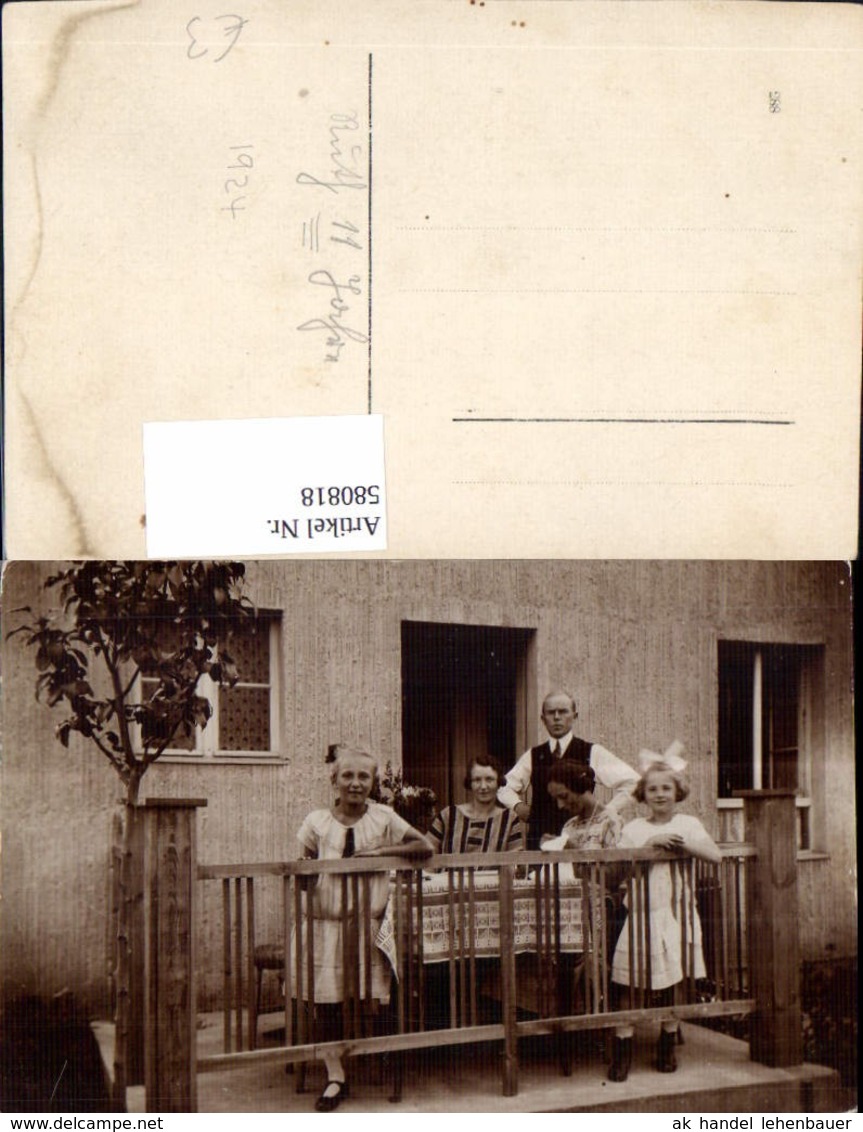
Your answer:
[498,731,639,817]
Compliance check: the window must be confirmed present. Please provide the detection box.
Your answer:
[138,615,281,757]
[717,641,821,849]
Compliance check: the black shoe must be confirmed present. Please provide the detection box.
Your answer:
[315,1080,348,1112]
[608,1036,632,1082]
[656,1029,678,1073]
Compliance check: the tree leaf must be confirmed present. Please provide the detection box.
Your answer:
[17,560,255,794]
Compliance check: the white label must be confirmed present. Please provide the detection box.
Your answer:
[143,415,386,556]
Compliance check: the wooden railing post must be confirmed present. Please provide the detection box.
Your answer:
[142,798,207,1112]
[498,862,518,1096]
[737,789,802,1067]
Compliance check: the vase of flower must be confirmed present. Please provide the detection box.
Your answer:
[377,762,437,834]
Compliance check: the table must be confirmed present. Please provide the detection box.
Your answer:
[375,867,614,1030]
[377,867,606,972]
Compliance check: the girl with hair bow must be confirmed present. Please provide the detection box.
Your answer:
[607,742,720,1082]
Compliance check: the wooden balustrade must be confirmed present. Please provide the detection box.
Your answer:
[140,792,802,1111]
[738,790,802,1067]
[196,847,756,1092]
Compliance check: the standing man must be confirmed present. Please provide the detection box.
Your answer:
[498,691,638,850]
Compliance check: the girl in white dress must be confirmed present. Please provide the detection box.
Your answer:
[292,748,432,1111]
[609,748,720,1080]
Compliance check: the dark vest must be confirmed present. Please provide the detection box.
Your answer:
[527,736,594,850]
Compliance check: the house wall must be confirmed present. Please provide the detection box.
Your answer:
[1,560,855,1015]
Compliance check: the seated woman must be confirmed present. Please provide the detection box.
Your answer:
[292,747,432,1112]
[541,762,634,851]
[423,756,524,1028]
[428,755,525,855]
[540,762,634,1035]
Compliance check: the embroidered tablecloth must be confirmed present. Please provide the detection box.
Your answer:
[377,870,604,973]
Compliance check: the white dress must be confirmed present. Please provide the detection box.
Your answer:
[610,814,709,991]
[291,803,411,1003]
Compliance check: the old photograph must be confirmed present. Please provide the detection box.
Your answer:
[0,560,856,1114]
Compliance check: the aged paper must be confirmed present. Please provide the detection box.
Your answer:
[3,0,861,559]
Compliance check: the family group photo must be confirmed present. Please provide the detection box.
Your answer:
[0,559,856,1115]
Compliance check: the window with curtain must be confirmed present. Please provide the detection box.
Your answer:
[138,614,281,757]
[717,640,820,849]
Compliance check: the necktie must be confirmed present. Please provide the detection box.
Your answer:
[343,826,355,858]
[553,742,562,758]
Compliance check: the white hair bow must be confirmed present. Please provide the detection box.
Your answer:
[637,739,687,775]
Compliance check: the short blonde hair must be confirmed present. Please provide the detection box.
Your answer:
[329,746,379,783]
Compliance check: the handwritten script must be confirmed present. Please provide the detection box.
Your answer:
[296,112,368,363]
[222,144,254,217]
[186,14,247,62]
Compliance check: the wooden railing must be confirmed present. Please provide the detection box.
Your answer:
[195,847,755,1095]
[138,791,801,1112]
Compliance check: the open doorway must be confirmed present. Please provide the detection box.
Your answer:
[400,621,536,809]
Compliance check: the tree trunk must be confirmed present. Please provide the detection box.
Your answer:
[112,805,133,1110]
[112,775,145,1110]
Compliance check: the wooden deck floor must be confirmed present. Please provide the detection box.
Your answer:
[94,1012,851,1114]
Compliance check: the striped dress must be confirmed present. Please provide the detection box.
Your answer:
[429,804,525,855]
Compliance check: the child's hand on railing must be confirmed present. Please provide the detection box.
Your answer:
[645,831,685,852]
[298,849,320,887]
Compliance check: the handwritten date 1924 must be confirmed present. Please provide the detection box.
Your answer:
[297,269,368,362]
[222,144,254,218]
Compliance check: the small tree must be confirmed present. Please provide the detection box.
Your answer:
[11,560,256,1106]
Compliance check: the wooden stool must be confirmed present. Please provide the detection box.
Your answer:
[251,943,285,1050]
